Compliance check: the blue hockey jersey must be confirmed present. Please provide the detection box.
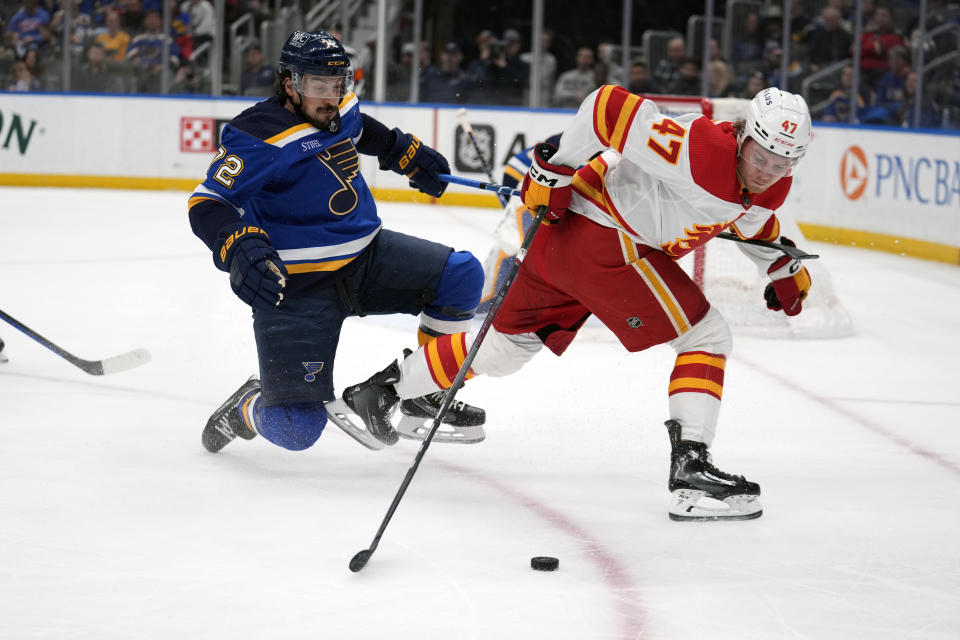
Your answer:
[188,92,381,274]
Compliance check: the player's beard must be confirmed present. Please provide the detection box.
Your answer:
[305,104,338,129]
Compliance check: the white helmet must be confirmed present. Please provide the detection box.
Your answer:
[740,87,811,164]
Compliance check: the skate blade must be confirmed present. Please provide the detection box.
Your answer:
[668,490,762,521]
[324,399,386,451]
[396,414,486,444]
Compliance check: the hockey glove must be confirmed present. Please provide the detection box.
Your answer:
[214,222,288,311]
[520,143,575,221]
[381,128,450,198]
[764,237,812,317]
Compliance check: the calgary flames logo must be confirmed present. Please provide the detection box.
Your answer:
[661,223,726,258]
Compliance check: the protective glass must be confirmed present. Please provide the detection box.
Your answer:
[293,72,350,99]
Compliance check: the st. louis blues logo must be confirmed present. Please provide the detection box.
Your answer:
[316,138,360,215]
[302,361,325,382]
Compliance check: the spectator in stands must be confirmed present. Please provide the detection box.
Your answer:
[168,0,194,61]
[120,0,145,35]
[420,41,468,104]
[806,6,852,73]
[761,42,804,93]
[896,71,940,128]
[653,36,684,91]
[171,60,204,93]
[385,41,415,102]
[4,0,52,58]
[930,55,960,129]
[820,63,869,122]
[6,58,40,90]
[125,9,180,92]
[761,5,784,45]
[627,60,659,94]
[466,28,528,106]
[708,59,734,97]
[864,45,911,123]
[667,57,702,96]
[739,70,766,99]
[73,41,114,92]
[239,44,273,96]
[859,4,905,89]
[50,0,94,58]
[552,45,596,108]
[21,44,43,80]
[826,0,854,30]
[596,40,623,85]
[95,8,131,61]
[520,27,556,106]
[788,2,811,43]
[731,11,764,72]
[180,0,213,52]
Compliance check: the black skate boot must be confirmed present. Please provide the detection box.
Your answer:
[398,350,485,428]
[342,360,402,446]
[201,377,260,453]
[400,392,486,427]
[665,420,762,521]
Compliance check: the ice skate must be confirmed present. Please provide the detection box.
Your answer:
[665,420,762,521]
[340,360,402,446]
[201,377,260,453]
[397,391,487,444]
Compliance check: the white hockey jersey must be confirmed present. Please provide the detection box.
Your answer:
[552,85,791,264]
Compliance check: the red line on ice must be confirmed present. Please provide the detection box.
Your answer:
[436,460,651,640]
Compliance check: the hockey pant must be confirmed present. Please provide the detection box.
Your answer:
[394,214,734,446]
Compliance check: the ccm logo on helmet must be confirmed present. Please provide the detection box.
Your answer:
[774,137,796,147]
[529,164,558,187]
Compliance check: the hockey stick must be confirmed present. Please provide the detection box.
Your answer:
[455,108,509,208]
[0,309,151,376]
[349,205,550,573]
[438,174,820,261]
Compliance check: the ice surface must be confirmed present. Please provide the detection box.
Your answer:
[1,187,958,639]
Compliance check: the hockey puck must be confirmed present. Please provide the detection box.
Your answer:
[530,556,559,571]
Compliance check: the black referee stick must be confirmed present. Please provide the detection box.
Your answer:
[0,308,151,376]
[349,205,549,573]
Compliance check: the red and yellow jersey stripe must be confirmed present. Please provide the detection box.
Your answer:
[592,85,645,153]
[668,351,726,400]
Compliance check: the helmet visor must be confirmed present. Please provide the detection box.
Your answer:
[739,138,798,180]
[292,71,351,99]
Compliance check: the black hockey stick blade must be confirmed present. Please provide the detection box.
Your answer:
[349,549,372,573]
[716,232,819,260]
[0,308,152,376]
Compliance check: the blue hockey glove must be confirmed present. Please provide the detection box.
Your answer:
[214,223,288,311]
[381,128,450,197]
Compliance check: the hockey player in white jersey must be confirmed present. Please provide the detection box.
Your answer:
[342,86,814,521]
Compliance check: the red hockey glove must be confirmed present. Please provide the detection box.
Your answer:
[520,143,575,221]
[764,237,812,316]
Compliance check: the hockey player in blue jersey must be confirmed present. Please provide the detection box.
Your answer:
[190,30,485,453]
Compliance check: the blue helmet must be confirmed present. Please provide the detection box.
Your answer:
[278,30,353,98]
